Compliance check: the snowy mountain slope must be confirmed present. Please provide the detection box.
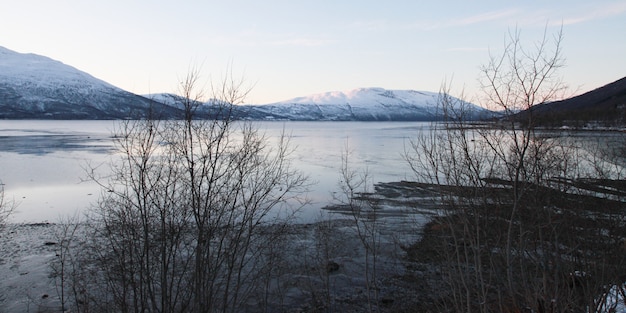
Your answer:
[0,46,180,119]
[0,46,490,120]
[144,93,189,109]
[143,93,244,119]
[145,89,474,121]
[247,88,489,121]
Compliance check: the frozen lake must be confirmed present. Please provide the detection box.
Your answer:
[0,120,428,222]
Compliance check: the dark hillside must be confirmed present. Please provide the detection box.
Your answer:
[526,76,626,126]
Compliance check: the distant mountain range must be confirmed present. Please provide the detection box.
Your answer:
[0,46,489,120]
[0,46,623,124]
[144,88,490,121]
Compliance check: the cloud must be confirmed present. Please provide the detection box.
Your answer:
[348,8,519,33]
[269,38,336,47]
[209,30,334,48]
[451,9,520,27]
[557,2,626,25]
[348,20,393,32]
[344,2,626,35]
[445,47,489,52]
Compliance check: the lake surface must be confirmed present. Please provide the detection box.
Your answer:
[0,120,428,222]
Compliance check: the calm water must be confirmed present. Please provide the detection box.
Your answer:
[0,120,427,222]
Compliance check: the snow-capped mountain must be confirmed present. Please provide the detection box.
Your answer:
[245,88,489,121]
[0,46,180,119]
[0,46,490,120]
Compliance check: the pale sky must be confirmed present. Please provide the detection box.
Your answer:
[1,0,625,105]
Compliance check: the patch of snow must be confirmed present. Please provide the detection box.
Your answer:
[143,93,188,108]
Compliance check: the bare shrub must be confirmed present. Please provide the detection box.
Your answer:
[335,141,382,313]
[79,69,308,313]
[50,214,86,312]
[0,181,15,226]
[406,27,626,312]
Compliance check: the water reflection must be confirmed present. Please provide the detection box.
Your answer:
[0,120,115,155]
[0,134,113,155]
[3,121,625,222]
[0,121,426,222]
[0,121,626,222]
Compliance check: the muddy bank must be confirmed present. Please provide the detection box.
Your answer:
[0,186,443,313]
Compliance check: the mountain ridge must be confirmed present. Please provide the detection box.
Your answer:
[0,46,626,125]
[523,76,626,126]
[0,46,491,120]
[0,46,182,119]
[143,87,490,121]
[10,45,622,123]
[241,88,460,121]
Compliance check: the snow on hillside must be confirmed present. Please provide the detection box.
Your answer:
[143,93,188,108]
[0,46,119,92]
[0,46,180,119]
[0,46,489,120]
[253,87,486,121]
[275,88,439,108]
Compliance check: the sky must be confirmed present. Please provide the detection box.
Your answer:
[1,0,625,105]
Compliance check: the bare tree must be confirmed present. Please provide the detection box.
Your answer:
[0,181,15,226]
[80,69,308,313]
[335,141,381,313]
[406,27,626,312]
[50,213,84,312]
